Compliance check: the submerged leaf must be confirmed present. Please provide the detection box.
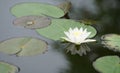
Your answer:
[11,2,65,18]
[13,15,51,29]
[101,34,120,52]
[0,37,48,56]
[93,56,120,73]
[0,61,18,73]
[57,1,71,14]
[36,19,97,40]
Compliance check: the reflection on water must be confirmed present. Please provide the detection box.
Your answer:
[0,48,70,73]
[0,0,120,73]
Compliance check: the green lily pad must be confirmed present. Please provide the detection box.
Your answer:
[16,38,48,56]
[36,19,97,40]
[10,2,65,18]
[57,1,71,14]
[101,34,120,52]
[13,15,51,29]
[0,62,18,73]
[0,37,48,56]
[93,56,120,73]
[0,38,22,54]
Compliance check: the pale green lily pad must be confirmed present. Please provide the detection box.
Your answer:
[16,38,48,56]
[93,56,120,73]
[0,62,18,73]
[0,38,23,54]
[36,19,97,40]
[0,37,48,56]
[11,2,65,18]
[57,1,71,14]
[13,15,51,29]
[101,34,120,52]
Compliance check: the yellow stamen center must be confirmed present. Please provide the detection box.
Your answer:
[73,32,80,36]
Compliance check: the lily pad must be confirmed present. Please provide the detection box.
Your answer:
[0,61,18,73]
[101,34,120,52]
[0,37,48,56]
[57,1,71,14]
[93,56,120,73]
[36,19,97,40]
[13,15,51,29]
[10,2,65,18]
[0,38,22,54]
[16,38,48,56]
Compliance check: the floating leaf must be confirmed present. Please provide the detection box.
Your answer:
[11,2,65,18]
[13,15,51,29]
[0,61,18,73]
[36,19,97,40]
[57,1,71,14]
[101,34,120,52]
[93,56,120,73]
[0,38,22,54]
[16,38,48,56]
[0,37,48,56]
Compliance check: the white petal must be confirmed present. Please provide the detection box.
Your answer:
[82,32,91,40]
[62,27,96,45]
[69,28,73,33]
[81,39,96,43]
[73,27,78,32]
[64,31,70,37]
[84,28,87,33]
[80,27,83,32]
[61,37,70,42]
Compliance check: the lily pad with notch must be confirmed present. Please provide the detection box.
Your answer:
[0,61,19,73]
[0,37,48,56]
[36,19,97,41]
[101,34,120,52]
[13,15,51,29]
[10,2,65,18]
[93,56,120,73]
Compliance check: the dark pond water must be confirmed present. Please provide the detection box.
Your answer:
[0,0,120,73]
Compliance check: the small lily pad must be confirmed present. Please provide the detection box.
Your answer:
[101,34,120,52]
[36,19,97,40]
[10,2,65,18]
[0,61,18,73]
[93,56,120,73]
[57,1,71,14]
[13,15,51,29]
[0,37,48,56]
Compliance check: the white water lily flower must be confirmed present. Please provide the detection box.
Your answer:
[62,27,96,45]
